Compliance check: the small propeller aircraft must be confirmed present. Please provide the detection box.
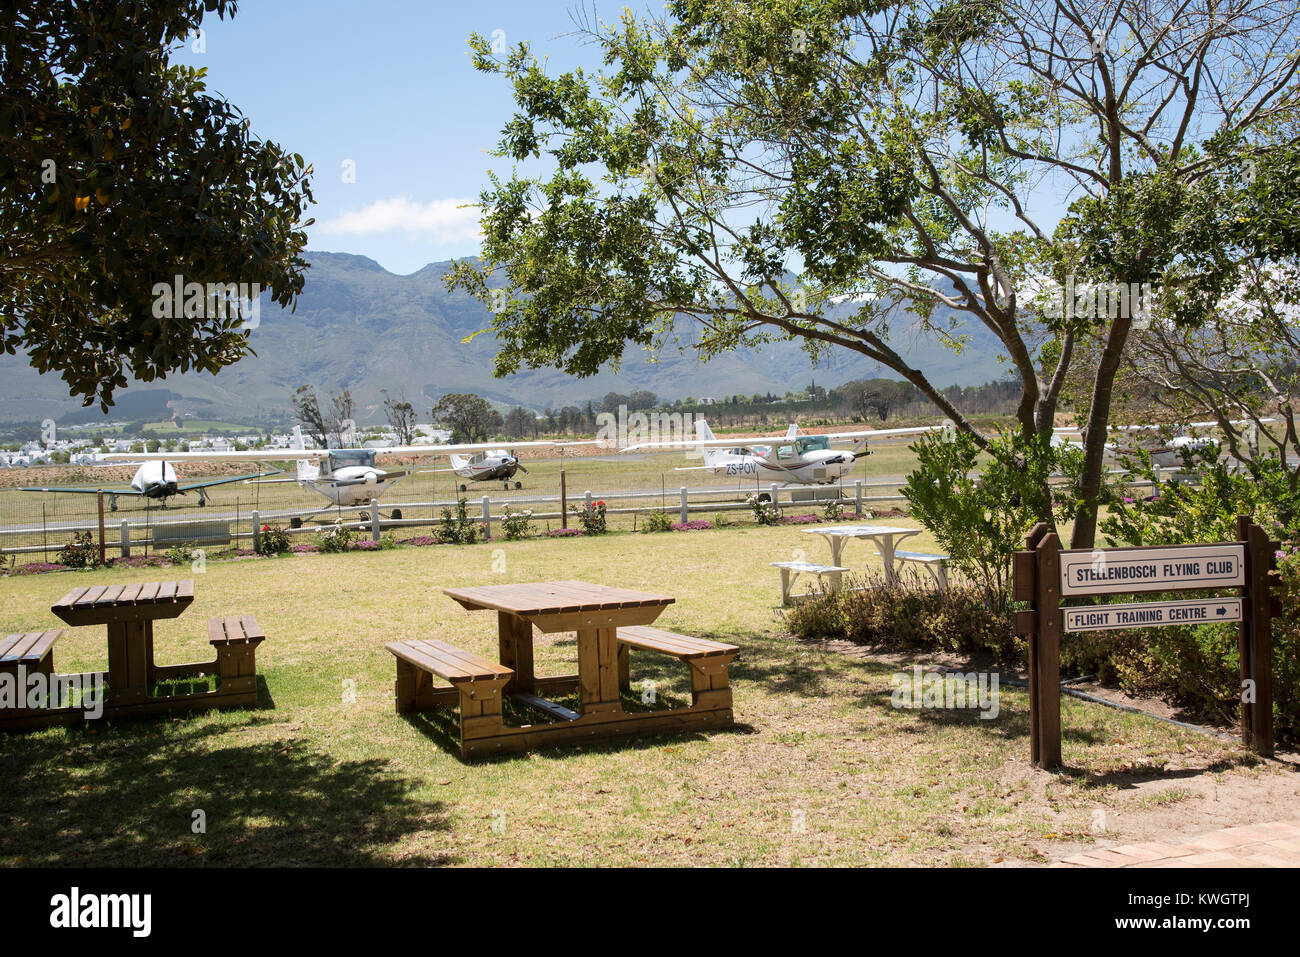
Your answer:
[418,449,529,491]
[621,418,936,487]
[1052,419,1270,469]
[105,427,561,513]
[21,460,279,511]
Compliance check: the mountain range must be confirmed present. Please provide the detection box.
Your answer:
[0,252,1010,426]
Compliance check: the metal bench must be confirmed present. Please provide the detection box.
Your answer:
[616,626,738,717]
[770,560,848,604]
[889,550,952,589]
[387,638,514,754]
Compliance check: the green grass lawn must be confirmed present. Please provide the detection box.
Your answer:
[0,521,1269,867]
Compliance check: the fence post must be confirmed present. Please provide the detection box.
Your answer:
[96,490,106,567]
[680,486,688,524]
[119,520,130,558]
[854,480,863,517]
[584,491,592,520]
[371,498,381,542]
[251,511,260,553]
[770,484,780,510]
[560,469,567,529]
[481,496,491,540]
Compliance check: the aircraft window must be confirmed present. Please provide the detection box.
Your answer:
[329,450,375,469]
[795,437,829,454]
[777,445,795,460]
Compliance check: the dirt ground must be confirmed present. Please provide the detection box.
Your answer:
[813,638,1300,864]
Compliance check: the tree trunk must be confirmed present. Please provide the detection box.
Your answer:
[1071,317,1132,550]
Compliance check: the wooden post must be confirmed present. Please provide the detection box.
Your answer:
[251,510,260,553]
[855,480,863,517]
[560,469,567,528]
[480,495,490,540]
[1033,530,1063,769]
[120,519,130,558]
[679,486,688,524]
[1012,532,1042,764]
[370,498,381,542]
[1236,514,1254,749]
[96,490,106,566]
[1239,515,1276,757]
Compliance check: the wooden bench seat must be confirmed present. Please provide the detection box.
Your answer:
[0,631,63,717]
[387,639,514,752]
[204,615,266,705]
[770,560,848,605]
[615,626,738,716]
[888,550,951,589]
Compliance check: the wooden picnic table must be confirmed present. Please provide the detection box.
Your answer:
[443,580,675,716]
[47,580,264,720]
[395,580,737,756]
[802,524,923,586]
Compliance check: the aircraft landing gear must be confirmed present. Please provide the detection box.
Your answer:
[458,484,468,492]
[514,481,522,490]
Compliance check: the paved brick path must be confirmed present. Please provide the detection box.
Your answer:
[1053,820,1300,867]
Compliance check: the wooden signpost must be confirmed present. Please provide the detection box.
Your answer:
[1014,515,1280,769]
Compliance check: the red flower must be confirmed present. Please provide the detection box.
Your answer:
[262,524,270,531]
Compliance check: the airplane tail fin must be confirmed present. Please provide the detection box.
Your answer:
[292,427,319,483]
[695,418,723,466]
[785,423,798,440]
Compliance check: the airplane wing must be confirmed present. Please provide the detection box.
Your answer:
[104,449,327,463]
[622,425,938,452]
[176,469,282,492]
[20,484,145,495]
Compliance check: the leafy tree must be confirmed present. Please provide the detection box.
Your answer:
[291,385,328,449]
[1,1,314,409]
[447,0,1300,549]
[502,405,536,440]
[432,393,502,443]
[381,389,417,445]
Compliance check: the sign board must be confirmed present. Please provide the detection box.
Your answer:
[1058,544,1245,596]
[1064,597,1243,633]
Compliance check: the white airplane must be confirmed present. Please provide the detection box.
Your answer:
[622,418,936,486]
[21,460,279,511]
[1053,420,1269,469]
[104,427,561,511]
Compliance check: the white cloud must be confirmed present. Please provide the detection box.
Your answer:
[317,196,481,242]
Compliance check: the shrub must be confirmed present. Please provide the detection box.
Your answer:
[903,428,1082,607]
[256,523,291,556]
[713,512,731,528]
[783,574,1023,665]
[642,510,674,533]
[572,500,607,534]
[501,506,535,541]
[746,494,780,525]
[165,542,198,566]
[318,523,353,553]
[379,532,400,550]
[435,499,479,544]
[59,531,100,568]
[822,499,846,522]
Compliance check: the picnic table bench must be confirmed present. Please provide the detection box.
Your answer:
[889,550,952,589]
[769,560,848,605]
[388,581,738,758]
[0,631,64,724]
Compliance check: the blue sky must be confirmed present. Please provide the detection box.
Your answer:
[174,1,611,275]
